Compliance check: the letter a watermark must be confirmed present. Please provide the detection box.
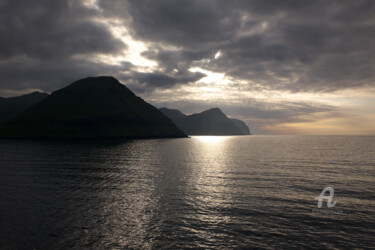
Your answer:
[315,187,336,208]
[312,187,342,214]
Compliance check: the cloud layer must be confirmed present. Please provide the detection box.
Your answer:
[1,0,374,133]
[121,0,375,92]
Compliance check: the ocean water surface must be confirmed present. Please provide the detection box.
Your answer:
[0,135,374,249]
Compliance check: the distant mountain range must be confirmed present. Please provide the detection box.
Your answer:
[0,76,186,139]
[0,76,251,138]
[0,92,48,124]
[159,107,251,135]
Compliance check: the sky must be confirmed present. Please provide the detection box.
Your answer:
[1,0,375,134]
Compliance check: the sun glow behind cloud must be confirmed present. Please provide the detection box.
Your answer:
[82,0,100,10]
[189,67,230,85]
[86,14,158,72]
[272,114,375,135]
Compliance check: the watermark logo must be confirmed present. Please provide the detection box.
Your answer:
[315,186,336,208]
[312,186,343,214]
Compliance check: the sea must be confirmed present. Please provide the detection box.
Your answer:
[0,135,374,249]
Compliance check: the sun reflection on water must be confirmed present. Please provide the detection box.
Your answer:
[188,135,233,228]
[193,136,230,143]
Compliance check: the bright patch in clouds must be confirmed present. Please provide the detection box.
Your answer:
[189,67,230,85]
[214,51,222,59]
[109,25,158,70]
[82,0,100,10]
[89,16,158,71]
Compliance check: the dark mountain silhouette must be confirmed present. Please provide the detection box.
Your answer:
[159,107,187,120]
[160,107,250,135]
[0,92,49,124]
[0,76,187,139]
[230,118,251,135]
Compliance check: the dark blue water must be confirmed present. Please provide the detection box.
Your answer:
[0,135,374,249]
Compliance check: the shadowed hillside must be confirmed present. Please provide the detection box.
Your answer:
[0,76,187,139]
[0,92,48,124]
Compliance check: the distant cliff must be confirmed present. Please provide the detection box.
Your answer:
[160,107,251,135]
[0,76,187,139]
[230,118,251,135]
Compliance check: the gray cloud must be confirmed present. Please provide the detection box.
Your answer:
[102,0,239,47]
[0,0,374,133]
[2,0,374,94]
[0,0,125,60]
[129,71,205,88]
[114,0,375,93]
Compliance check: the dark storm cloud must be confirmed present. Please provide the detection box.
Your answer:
[0,0,128,95]
[101,0,239,47]
[110,0,375,93]
[0,57,133,94]
[120,68,206,95]
[0,0,125,60]
[142,46,215,74]
[1,0,374,95]
[129,71,205,89]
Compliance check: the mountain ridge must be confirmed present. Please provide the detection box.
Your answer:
[0,76,187,139]
[160,107,251,135]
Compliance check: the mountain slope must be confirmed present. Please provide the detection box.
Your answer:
[0,92,49,124]
[0,76,187,139]
[160,107,249,135]
[230,118,251,135]
[159,107,187,120]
